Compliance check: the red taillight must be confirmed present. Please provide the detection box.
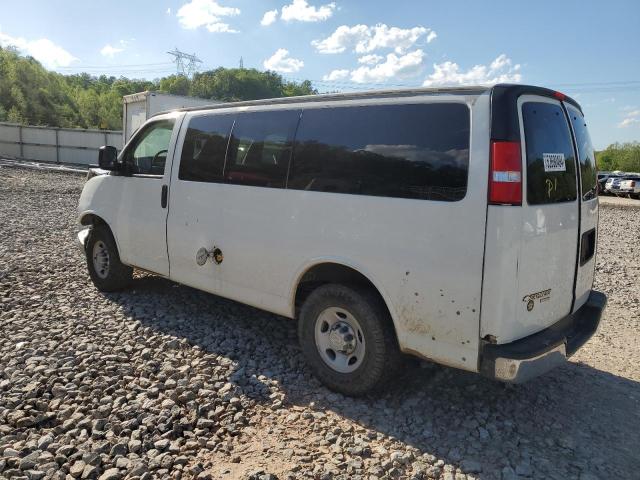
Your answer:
[553,91,566,101]
[489,141,522,205]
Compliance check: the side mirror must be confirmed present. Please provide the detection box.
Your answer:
[98,146,119,170]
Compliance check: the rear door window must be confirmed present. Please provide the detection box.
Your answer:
[288,103,470,201]
[568,108,597,200]
[225,110,300,188]
[179,114,234,182]
[522,102,577,204]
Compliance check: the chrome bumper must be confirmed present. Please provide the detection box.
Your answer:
[480,290,607,383]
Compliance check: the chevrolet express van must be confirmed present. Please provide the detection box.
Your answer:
[77,84,607,396]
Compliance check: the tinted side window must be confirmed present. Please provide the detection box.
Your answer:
[288,104,470,201]
[123,120,175,175]
[179,115,234,182]
[522,102,577,204]
[225,110,300,188]
[569,109,597,200]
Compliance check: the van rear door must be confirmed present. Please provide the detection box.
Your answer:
[565,105,598,310]
[513,95,580,337]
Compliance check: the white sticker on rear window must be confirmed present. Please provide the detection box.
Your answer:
[543,153,566,172]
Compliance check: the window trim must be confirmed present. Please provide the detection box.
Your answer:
[223,109,302,190]
[518,96,578,206]
[565,104,597,202]
[120,119,175,178]
[175,98,473,201]
[177,114,235,183]
[286,101,472,202]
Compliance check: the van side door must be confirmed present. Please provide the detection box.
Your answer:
[114,116,181,276]
[565,104,598,310]
[166,112,235,294]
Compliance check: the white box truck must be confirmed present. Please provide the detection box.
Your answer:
[122,91,215,144]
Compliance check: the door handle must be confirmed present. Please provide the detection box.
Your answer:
[161,185,168,208]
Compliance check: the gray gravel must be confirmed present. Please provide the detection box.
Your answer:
[1,165,639,480]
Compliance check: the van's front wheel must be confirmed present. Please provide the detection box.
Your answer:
[298,284,401,396]
[85,225,133,292]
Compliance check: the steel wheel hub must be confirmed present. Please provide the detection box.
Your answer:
[315,307,365,374]
[328,322,356,354]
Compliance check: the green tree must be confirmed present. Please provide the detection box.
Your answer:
[159,75,191,96]
[596,142,640,172]
[0,47,317,130]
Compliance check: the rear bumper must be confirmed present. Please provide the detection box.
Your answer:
[480,290,607,383]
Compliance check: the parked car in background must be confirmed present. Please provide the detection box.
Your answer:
[613,176,640,198]
[597,173,609,193]
[604,175,625,194]
[77,84,606,395]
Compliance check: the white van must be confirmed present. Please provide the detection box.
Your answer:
[77,84,606,396]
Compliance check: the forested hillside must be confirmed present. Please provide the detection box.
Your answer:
[596,142,640,172]
[0,47,316,130]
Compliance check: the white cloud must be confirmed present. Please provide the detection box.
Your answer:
[261,9,278,26]
[263,48,304,73]
[177,0,240,33]
[322,69,349,81]
[100,44,124,58]
[350,49,425,83]
[100,39,131,58]
[357,54,383,65]
[619,118,639,128]
[312,24,436,54]
[423,54,522,87]
[281,0,336,22]
[0,30,77,68]
[618,109,640,128]
[312,25,368,54]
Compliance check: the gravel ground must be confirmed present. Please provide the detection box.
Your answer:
[1,166,639,480]
[598,195,640,209]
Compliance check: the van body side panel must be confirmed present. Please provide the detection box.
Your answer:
[479,207,522,341]
[167,95,488,372]
[573,195,598,309]
[78,112,183,276]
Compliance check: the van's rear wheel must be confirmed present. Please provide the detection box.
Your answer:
[85,225,132,292]
[298,284,401,396]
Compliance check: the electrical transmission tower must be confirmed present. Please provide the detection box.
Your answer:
[239,56,244,69]
[167,48,203,78]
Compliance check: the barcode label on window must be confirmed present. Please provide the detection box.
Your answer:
[543,153,566,172]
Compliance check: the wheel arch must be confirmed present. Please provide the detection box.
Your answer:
[78,212,124,258]
[290,260,401,344]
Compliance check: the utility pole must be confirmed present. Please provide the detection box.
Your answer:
[167,48,203,78]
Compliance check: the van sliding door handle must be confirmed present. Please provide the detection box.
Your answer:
[161,185,168,208]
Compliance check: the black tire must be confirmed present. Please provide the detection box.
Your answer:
[298,283,402,396]
[85,225,133,292]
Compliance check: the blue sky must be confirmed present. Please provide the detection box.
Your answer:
[1,0,639,148]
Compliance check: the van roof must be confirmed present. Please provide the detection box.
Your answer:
[158,83,580,116]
